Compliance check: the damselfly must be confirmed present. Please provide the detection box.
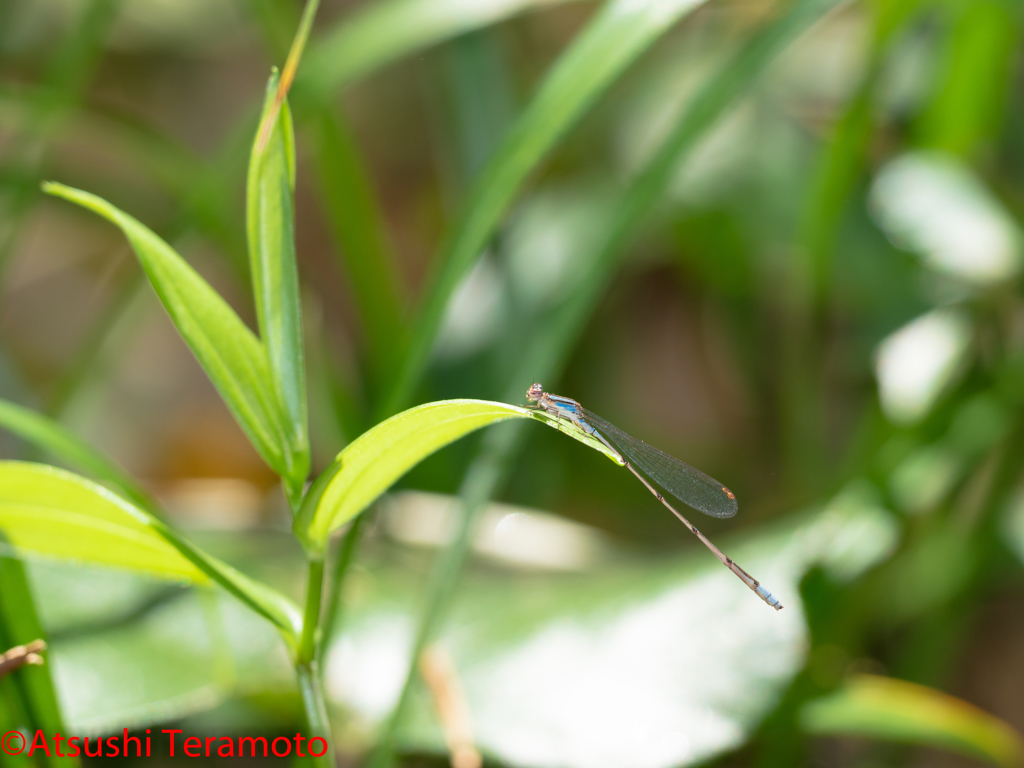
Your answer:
[526,383,782,610]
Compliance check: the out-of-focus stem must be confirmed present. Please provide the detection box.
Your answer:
[317,513,367,665]
[294,556,335,766]
[295,661,335,768]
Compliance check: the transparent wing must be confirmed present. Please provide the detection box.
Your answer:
[580,407,738,519]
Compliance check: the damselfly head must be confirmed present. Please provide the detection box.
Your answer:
[526,383,545,402]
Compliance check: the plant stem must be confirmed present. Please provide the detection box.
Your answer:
[294,556,334,766]
[295,661,335,767]
[298,556,325,665]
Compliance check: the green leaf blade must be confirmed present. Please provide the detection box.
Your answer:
[42,182,293,484]
[0,462,301,642]
[248,75,311,505]
[303,0,585,93]
[801,674,1024,767]
[296,400,535,551]
[0,557,78,768]
[0,462,206,583]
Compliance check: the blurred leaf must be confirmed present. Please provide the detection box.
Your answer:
[306,104,406,389]
[875,307,973,425]
[0,0,119,279]
[303,0,587,92]
[801,674,1024,767]
[248,74,310,507]
[0,557,77,768]
[42,183,295,484]
[294,400,616,552]
[1003,489,1024,567]
[870,152,1022,285]
[918,0,1018,157]
[0,462,300,641]
[325,498,897,767]
[889,394,1010,514]
[37,580,293,733]
[800,0,923,295]
[384,0,714,414]
[0,398,152,511]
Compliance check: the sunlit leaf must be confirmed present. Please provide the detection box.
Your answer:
[0,462,206,582]
[42,183,293,483]
[801,674,1024,767]
[0,398,152,511]
[247,73,310,507]
[294,400,618,552]
[0,462,300,641]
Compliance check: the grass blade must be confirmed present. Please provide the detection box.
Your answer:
[0,462,301,642]
[254,0,321,154]
[0,557,77,768]
[0,0,119,281]
[383,0,711,415]
[302,0,587,92]
[42,183,294,487]
[306,104,407,390]
[0,398,152,511]
[801,674,1024,767]
[248,75,310,506]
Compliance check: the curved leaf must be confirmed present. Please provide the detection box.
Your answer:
[248,73,310,506]
[801,674,1024,767]
[0,462,300,641]
[41,183,293,484]
[383,0,709,414]
[294,400,613,552]
[0,398,152,510]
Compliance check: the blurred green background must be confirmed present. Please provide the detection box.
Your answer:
[3,0,1024,766]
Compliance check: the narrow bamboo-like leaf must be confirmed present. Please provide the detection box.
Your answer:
[801,674,1024,767]
[42,183,293,483]
[383,0,709,415]
[0,462,301,641]
[0,398,152,510]
[294,400,613,552]
[302,0,586,92]
[248,74,310,506]
[0,461,207,582]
